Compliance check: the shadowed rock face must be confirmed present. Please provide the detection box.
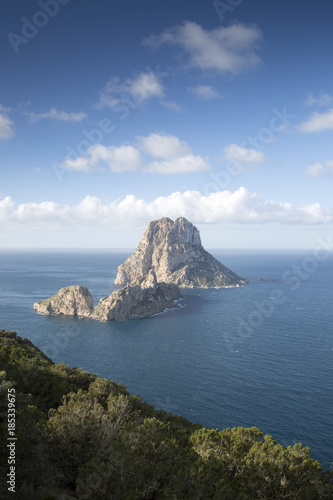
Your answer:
[115,217,247,288]
[93,272,182,321]
[33,273,182,321]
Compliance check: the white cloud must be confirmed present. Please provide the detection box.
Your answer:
[298,108,333,133]
[143,21,262,74]
[137,133,191,158]
[305,92,333,108]
[0,109,15,140]
[146,155,211,175]
[91,144,142,173]
[98,72,164,109]
[63,144,142,173]
[62,133,210,175]
[26,108,87,124]
[305,161,333,178]
[223,144,266,171]
[188,85,220,100]
[62,156,94,173]
[0,196,15,221]
[1,188,332,228]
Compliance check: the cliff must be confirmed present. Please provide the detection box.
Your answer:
[115,217,247,288]
[33,273,182,321]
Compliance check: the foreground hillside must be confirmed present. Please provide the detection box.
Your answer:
[0,329,332,499]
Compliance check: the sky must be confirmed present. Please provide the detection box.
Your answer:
[1,0,333,249]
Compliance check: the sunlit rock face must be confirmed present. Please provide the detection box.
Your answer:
[115,217,247,288]
[33,285,93,317]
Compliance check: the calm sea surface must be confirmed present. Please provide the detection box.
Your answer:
[0,249,332,469]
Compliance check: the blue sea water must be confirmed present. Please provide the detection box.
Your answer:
[0,249,332,469]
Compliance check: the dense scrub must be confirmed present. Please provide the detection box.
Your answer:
[0,329,332,499]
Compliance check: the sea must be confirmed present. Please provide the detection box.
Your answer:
[0,249,332,469]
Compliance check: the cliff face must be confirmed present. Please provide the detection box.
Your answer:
[93,272,182,321]
[33,274,182,321]
[115,217,247,288]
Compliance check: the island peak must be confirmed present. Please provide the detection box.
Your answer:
[115,217,247,288]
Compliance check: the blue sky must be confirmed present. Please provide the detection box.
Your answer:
[1,0,333,249]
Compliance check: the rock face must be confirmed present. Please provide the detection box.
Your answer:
[33,285,93,317]
[115,217,247,288]
[93,272,182,321]
[33,274,182,321]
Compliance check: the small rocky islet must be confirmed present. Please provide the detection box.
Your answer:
[33,217,247,321]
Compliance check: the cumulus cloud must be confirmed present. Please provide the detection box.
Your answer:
[137,133,191,158]
[143,21,262,74]
[1,188,332,228]
[305,161,333,178]
[188,85,220,100]
[305,92,333,108]
[223,144,266,171]
[146,155,210,175]
[0,108,15,140]
[63,144,142,173]
[98,72,164,109]
[298,108,333,133]
[62,133,211,175]
[26,108,87,124]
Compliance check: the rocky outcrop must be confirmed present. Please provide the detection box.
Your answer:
[115,217,247,288]
[92,272,182,321]
[33,274,182,321]
[33,285,93,317]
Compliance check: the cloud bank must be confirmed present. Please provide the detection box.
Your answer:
[1,188,331,228]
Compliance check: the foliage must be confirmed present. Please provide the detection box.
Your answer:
[0,329,332,499]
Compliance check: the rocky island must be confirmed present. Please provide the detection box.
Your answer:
[33,272,182,321]
[115,217,247,288]
[34,216,247,321]
[34,285,94,317]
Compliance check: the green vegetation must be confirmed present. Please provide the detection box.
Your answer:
[0,329,332,499]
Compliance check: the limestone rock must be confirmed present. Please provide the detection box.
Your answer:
[33,274,182,322]
[115,217,247,288]
[92,272,182,321]
[33,285,93,317]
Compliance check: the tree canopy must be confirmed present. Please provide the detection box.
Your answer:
[0,329,332,499]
